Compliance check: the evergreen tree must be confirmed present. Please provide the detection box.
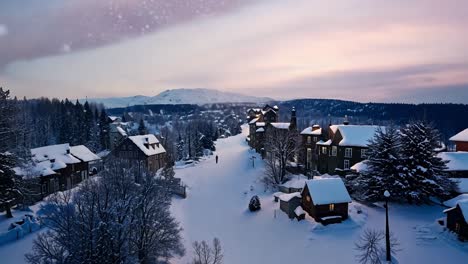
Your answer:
[399,122,454,203]
[138,118,147,135]
[99,109,110,150]
[176,133,185,161]
[0,88,20,218]
[353,126,405,201]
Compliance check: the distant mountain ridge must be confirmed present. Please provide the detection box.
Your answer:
[84,88,272,108]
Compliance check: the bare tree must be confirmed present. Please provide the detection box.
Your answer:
[26,159,184,264]
[192,238,223,264]
[355,229,401,264]
[263,127,299,186]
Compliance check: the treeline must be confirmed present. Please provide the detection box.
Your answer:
[13,97,110,155]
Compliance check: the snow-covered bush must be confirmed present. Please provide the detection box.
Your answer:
[249,195,261,212]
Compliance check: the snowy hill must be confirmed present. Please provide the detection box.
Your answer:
[84,88,272,108]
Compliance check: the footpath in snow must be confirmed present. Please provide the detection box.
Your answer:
[171,125,468,264]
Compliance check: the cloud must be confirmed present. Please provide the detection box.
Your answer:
[1,0,468,102]
[0,24,7,37]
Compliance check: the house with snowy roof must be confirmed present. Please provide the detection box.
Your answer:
[22,144,100,197]
[247,104,279,150]
[437,152,468,179]
[444,199,468,240]
[450,128,468,152]
[301,177,352,224]
[300,124,324,172]
[317,121,383,174]
[111,134,167,173]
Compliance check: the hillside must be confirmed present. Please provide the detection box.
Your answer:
[84,88,272,108]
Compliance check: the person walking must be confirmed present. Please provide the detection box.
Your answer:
[216,155,219,164]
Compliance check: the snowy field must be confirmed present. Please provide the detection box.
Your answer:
[1,125,468,263]
[171,125,468,264]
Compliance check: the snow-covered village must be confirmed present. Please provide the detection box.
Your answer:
[1,1,468,264]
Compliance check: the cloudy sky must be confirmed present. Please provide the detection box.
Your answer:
[1,0,468,103]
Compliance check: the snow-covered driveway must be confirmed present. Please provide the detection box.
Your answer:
[172,125,468,264]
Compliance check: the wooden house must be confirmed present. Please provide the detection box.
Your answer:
[112,134,166,173]
[450,128,468,152]
[438,152,468,179]
[301,177,352,224]
[317,124,383,175]
[300,125,323,173]
[27,144,100,197]
[444,199,468,241]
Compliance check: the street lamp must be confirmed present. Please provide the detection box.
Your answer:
[384,190,391,262]
[250,155,257,168]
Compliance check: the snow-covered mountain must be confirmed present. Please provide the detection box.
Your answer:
[84,88,272,108]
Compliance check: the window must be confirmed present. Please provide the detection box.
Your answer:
[361,149,367,158]
[322,147,327,154]
[344,160,350,170]
[307,148,312,169]
[329,204,335,211]
[313,137,318,142]
[345,148,352,158]
[306,196,311,202]
[332,146,337,156]
[307,136,311,144]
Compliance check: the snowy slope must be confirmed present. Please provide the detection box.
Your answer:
[83,88,272,108]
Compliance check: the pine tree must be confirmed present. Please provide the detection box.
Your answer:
[176,133,185,161]
[0,88,20,218]
[138,118,147,135]
[399,122,454,203]
[99,109,110,150]
[353,126,405,202]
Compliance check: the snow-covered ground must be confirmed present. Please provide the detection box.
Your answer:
[1,125,468,263]
[171,125,468,264]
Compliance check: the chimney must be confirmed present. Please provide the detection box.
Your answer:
[343,115,349,125]
[312,124,320,131]
[66,148,70,154]
[290,107,297,130]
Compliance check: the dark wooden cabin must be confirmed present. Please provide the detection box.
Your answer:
[444,201,468,241]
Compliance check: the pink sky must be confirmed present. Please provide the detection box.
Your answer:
[1,0,468,103]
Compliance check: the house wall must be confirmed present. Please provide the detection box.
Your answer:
[455,141,468,152]
[112,138,166,173]
[446,207,468,240]
[280,196,302,219]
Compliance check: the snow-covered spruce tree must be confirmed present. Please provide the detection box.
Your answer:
[0,88,20,218]
[249,195,261,212]
[26,159,184,264]
[176,133,185,161]
[138,118,147,135]
[352,126,405,202]
[399,122,454,203]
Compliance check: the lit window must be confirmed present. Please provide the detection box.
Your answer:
[345,148,352,158]
[329,204,335,211]
[344,160,350,170]
[332,146,337,156]
[306,196,311,202]
[322,147,327,154]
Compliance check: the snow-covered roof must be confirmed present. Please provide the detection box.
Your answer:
[31,144,81,165]
[444,200,468,222]
[129,134,166,156]
[438,152,468,171]
[331,125,383,147]
[270,122,290,129]
[279,192,301,202]
[256,128,265,133]
[294,206,305,216]
[316,139,332,146]
[351,161,368,173]
[450,128,468,142]
[117,126,127,137]
[450,178,468,193]
[280,175,308,189]
[305,178,352,205]
[70,145,101,162]
[249,117,259,124]
[300,126,322,135]
[108,116,119,121]
[444,194,468,208]
[256,122,265,127]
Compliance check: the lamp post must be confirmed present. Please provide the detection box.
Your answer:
[384,190,391,262]
[250,155,256,168]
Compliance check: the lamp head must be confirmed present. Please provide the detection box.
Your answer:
[384,190,391,198]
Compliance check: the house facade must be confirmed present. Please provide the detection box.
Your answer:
[444,200,468,241]
[300,125,323,173]
[450,128,468,152]
[112,134,167,173]
[317,124,382,174]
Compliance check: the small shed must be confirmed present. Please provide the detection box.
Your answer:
[279,192,302,219]
[444,199,468,241]
[301,178,352,224]
[279,175,307,194]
